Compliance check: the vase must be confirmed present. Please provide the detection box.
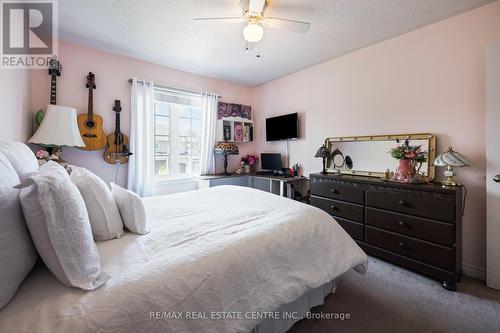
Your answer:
[395,159,417,182]
[244,165,251,174]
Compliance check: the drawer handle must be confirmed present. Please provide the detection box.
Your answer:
[398,242,407,249]
[398,221,406,227]
[330,205,339,211]
[330,188,338,194]
[398,200,407,206]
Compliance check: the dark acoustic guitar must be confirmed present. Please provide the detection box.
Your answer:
[35,57,61,125]
[104,100,132,164]
[77,72,106,150]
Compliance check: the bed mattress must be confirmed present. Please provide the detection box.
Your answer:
[0,185,367,333]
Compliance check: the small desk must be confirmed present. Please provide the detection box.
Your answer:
[197,173,307,199]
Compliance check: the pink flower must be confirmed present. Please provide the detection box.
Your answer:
[241,155,258,166]
[35,149,49,159]
[405,152,416,159]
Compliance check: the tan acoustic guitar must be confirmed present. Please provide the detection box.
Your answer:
[104,100,132,164]
[78,72,106,150]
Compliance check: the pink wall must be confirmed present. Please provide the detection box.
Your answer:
[30,41,254,187]
[0,70,31,142]
[252,1,500,272]
[15,1,500,272]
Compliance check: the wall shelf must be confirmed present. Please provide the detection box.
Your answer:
[216,116,253,143]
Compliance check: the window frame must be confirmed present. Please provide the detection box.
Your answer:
[153,88,202,181]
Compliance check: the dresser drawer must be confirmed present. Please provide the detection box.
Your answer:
[311,196,364,222]
[335,217,364,241]
[365,226,454,271]
[366,208,454,246]
[310,179,364,204]
[366,188,455,222]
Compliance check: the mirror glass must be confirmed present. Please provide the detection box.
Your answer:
[326,134,436,179]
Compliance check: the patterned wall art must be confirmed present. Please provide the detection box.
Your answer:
[234,123,244,141]
[217,102,252,120]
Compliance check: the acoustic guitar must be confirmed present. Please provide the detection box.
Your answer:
[77,72,106,150]
[35,57,61,125]
[104,100,132,164]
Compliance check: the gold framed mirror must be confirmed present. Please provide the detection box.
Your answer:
[325,133,436,180]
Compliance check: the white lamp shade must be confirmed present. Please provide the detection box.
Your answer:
[29,105,85,147]
[434,147,470,167]
[243,23,264,42]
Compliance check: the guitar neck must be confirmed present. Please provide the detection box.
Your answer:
[50,75,56,105]
[88,88,94,120]
[115,112,120,134]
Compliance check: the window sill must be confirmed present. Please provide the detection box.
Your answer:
[155,177,198,186]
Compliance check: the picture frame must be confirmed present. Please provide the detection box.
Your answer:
[223,124,231,141]
[234,123,243,141]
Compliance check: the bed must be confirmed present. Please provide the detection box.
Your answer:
[0,185,367,333]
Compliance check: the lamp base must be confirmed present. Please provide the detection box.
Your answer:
[223,155,230,176]
[439,176,463,187]
[321,157,327,175]
[46,146,65,162]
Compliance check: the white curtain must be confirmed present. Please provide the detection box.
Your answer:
[127,78,155,197]
[199,92,218,175]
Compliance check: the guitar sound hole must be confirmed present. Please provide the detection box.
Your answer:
[85,120,95,129]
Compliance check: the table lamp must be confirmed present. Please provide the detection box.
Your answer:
[214,142,239,176]
[28,104,85,160]
[434,147,470,187]
[315,145,331,175]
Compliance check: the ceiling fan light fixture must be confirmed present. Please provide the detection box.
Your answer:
[243,23,264,42]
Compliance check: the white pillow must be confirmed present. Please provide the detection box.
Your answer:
[0,142,38,181]
[0,153,37,309]
[18,161,108,290]
[70,166,124,241]
[111,183,149,235]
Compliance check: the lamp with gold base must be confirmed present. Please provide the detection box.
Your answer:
[434,147,470,187]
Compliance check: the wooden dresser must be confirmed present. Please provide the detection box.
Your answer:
[310,173,463,291]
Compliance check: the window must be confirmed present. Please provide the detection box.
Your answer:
[154,88,202,179]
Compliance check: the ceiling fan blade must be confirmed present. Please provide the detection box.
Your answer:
[263,17,311,33]
[244,41,255,52]
[244,42,262,58]
[248,0,266,14]
[193,17,244,24]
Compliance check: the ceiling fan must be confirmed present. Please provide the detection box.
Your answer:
[193,0,311,46]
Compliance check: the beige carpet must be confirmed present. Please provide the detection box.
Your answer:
[289,257,500,333]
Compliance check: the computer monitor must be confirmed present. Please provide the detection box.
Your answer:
[261,153,282,171]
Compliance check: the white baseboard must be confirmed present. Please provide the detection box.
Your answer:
[462,263,486,281]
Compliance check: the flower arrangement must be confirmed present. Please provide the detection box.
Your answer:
[35,148,72,173]
[241,154,258,166]
[388,139,429,184]
[35,149,61,163]
[389,139,427,163]
[241,154,258,173]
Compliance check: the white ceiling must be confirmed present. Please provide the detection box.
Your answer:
[59,0,494,86]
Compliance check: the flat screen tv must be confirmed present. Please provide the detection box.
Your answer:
[265,112,299,141]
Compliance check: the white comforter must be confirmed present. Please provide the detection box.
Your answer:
[0,186,367,333]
